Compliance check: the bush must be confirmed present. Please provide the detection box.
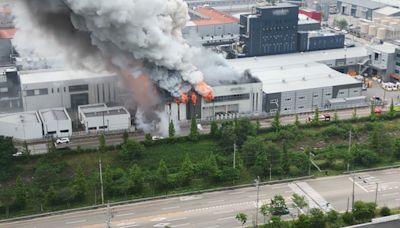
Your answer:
[321,125,347,139]
[380,206,391,217]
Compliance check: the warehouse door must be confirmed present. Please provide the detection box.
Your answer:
[71,93,89,109]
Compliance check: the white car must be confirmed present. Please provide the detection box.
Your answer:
[56,138,70,144]
[152,136,164,141]
[12,151,23,157]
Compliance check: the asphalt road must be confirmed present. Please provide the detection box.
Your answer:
[3,168,400,228]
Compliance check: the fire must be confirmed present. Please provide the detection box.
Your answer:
[195,81,214,101]
[180,92,188,104]
[191,92,197,105]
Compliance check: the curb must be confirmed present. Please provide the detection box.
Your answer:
[342,164,400,174]
[0,176,313,224]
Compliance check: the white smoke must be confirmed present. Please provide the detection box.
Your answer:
[12,0,210,98]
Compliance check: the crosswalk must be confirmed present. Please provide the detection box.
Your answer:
[351,173,400,193]
[289,182,334,212]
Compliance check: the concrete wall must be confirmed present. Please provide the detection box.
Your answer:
[42,119,72,138]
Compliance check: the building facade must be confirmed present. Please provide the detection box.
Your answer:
[0,111,43,140]
[0,68,22,113]
[38,108,72,138]
[337,0,385,20]
[240,3,299,56]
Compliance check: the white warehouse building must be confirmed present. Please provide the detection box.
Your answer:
[78,104,131,133]
[0,111,43,140]
[19,70,119,111]
[38,108,72,138]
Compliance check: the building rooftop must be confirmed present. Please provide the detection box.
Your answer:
[39,108,70,122]
[257,3,297,9]
[374,6,400,16]
[338,0,385,9]
[19,70,116,84]
[368,42,398,53]
[190,7,239,26]
[371,0,400,8]
[78,104,129,118]
[229,46,368,71]
[243,62,360,94]
[0,111,40,125]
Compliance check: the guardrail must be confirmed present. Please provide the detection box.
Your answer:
[342,164,400,174]
[0,175,313,224]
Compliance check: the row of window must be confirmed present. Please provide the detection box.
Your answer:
[207,93,250,103]
[47,129,69,134]
[25,84,89,97]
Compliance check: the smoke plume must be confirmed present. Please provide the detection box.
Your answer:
[13,0,214,100]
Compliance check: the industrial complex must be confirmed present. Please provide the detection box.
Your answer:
[1,1,400,141]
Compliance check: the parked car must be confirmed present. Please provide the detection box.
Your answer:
[271,207,290,216]
[56,138,70,144]
[12,151,23,157]
[308,113,331,122]
[152,136,164,141]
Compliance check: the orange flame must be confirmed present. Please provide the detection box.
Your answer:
[191,92,197,105]
[180,92,189,104]
[195,81,214,101]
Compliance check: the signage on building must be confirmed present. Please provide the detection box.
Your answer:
[230,87,245,92]
[272,9,289,16]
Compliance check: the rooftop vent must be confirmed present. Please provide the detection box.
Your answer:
[282,79,286,83]
[302,77,306,81]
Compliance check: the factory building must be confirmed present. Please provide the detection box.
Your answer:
[78,104,131,133]
[298,31,345,52]
[373,6,400,19]
[0,111,43,140]
[336,0,385,20]
[298,14,321,32]
[183,7,240,45]
[0,67,22,113]
[38,108,72,138]
[19,70,119,111]
[239,3,299,56]
[366,43,397,81]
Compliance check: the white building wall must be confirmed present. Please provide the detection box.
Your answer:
[82,114,131,132]
[0,115,43,140]
[42,119,72,138]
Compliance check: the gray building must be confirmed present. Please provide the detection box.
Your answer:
[298,31,345,52]
[337,0,386,20]
[239,3,299,56]
[366,43,397,81]
[0,67,22,113]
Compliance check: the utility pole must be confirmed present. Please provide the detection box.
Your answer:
[269,163,272,182]
[99,156,104,205]
[351,172,355,210]
[233,142,236,169]
[255,176,260,228]
[375,183,379,205]
[347,129,352,172]
[308,151,311,176]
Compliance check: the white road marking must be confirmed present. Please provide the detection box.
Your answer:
[154,223,170,227]
[382,192,399,197]
[179,196,203,201]
[208,200,225,204]
[65,219,86,224]
[213,210,233,215]
[217,216,235,221]
[349,177,368,193]
[162,206,180,210]
[116,212,136,217]
[151,217,167,222]
[228,191,246,195]
[167,217,187,222]
[172,223,191,227]
[116,221,137,226]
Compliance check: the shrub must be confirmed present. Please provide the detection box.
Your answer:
[380,206,391,217]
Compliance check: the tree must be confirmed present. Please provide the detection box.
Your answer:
[189,117,199,141]
[281,144,290,176]
[352,201,376,223]
[157,159,170,193]
[199,152,220,182]
[293,214,310,228]
[121,139,145,162]
[235,118,256,146]
[271,111,281,131]
[179,154,194,186]
[0,136,17,181]
[210,121,219,137]
[128,164,144,194]
[389,99,395,117]
[333,110,339,122]
[309,208,326,228]
[269,195,287,216]
[313,107,320,124]
[168,120,175,138]
[219,121,237,152]
[123,130,129,145]
[72,166,87,201]
[241,136,267,168]
[326,210,344,228]
[352,108,357,120]
[0,187,15,217]
[235,212,247,227]
[99,134,106,154]
[260,203,272,224]
[14,176,27,209]
[380,206,391,216]
[292,193,307,215]
[256,119,261,133]
[335,18,348,30]
[144,133,152,145]
[254,150,269,176]
[294,114,300,126]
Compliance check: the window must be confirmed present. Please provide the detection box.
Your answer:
[99,126,108,129]
[270,99,278,104]
[298,106,304,109]
[39,88,48,95]
[57,88,60,93]
[88,127,96,130]
[69,84,89,92]
[374,53,379,61]
[298,96,305,100]
[207,93,250,103]
[51,88,54,93]
[396,62,400,67]
[26,90,35,96]
[313,94,319,98]
[284,98,291,101]
[396,70,400,74]
[60,129,69,133]
[339,91,345,95]
[0,87,7,93]
[325,93,332,96]
[47,131,56,135]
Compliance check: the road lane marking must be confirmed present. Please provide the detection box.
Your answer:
[116,221,137,226]
[213,210,233,215]
[217,216,235,221]
[116,212,136,217]
[228,191,246,195]
[208,200,225,204]
[162,206,180,210]
[151,217,167,222]
[382,192,399,197]
[65,219,87,224]
[172,223,190,227]
[349,177,368,193]
[167,217,187,222]
[154,223,170,227]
